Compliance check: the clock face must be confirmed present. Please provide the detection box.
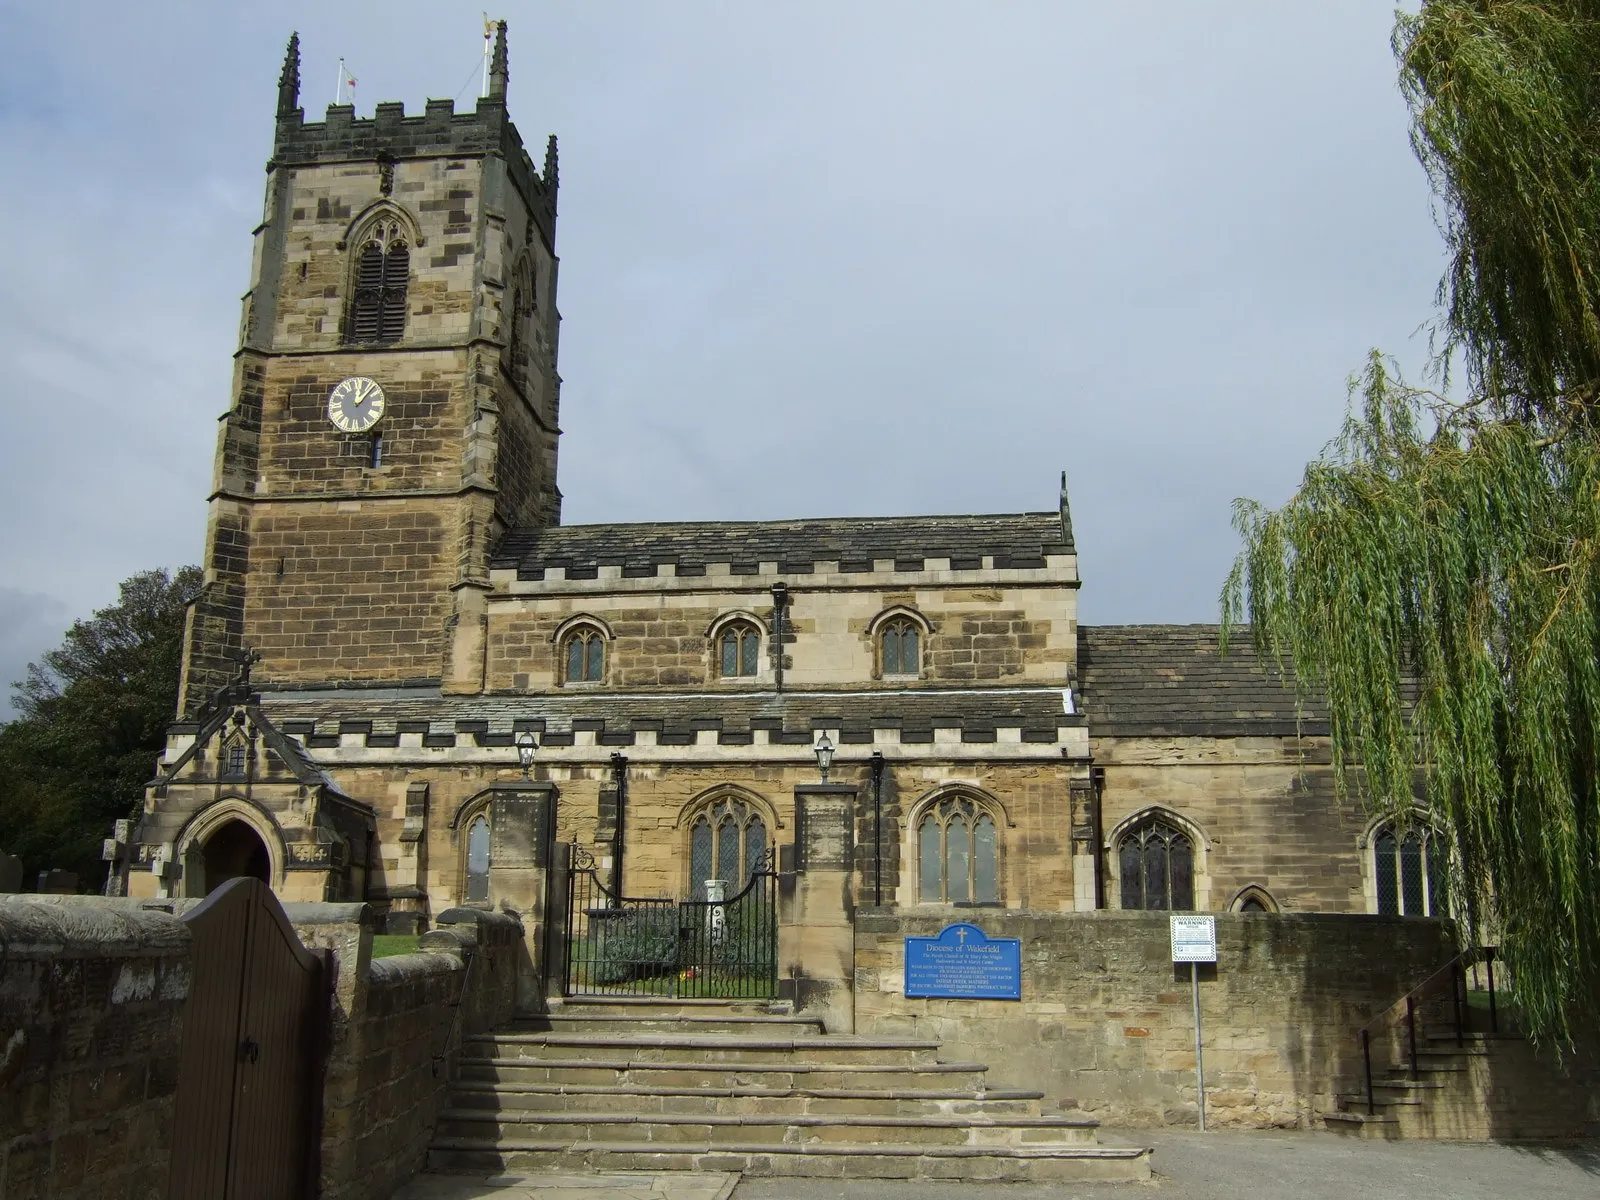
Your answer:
[327,377,386,433]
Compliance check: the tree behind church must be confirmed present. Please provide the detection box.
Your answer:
[0,566,201,888]
[1226,1,1600,1042]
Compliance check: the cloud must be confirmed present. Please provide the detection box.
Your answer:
[0,590,71,716]
[0,0,1444,637]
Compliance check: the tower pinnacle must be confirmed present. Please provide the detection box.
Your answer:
[277,32,301,116]
[488,20,509,100]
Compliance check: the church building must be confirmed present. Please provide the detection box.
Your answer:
[118,28,1442,979]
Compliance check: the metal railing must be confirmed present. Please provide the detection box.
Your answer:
[1356,946,1501,1115]
[563,846,778,998]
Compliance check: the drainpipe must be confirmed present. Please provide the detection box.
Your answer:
[1091,765,1106,909]
[870,751,886,906]
[770,583,789,693]
[610,752,628,899]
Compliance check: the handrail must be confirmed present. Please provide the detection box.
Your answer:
[1354,945,1500,1114]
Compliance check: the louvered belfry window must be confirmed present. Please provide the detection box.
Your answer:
[347,229,409,344]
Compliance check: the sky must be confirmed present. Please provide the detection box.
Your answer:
[0,2,1445,714]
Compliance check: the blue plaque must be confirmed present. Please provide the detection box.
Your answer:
[904,922,1021,1000]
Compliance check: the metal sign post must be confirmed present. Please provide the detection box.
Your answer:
[1170,914,1218,1131]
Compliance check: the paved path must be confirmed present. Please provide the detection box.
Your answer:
[392,1170,737,1200]
[733,1130,1600,1200]
[392,1132,1599,1200]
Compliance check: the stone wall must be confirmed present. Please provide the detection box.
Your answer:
[0,899,190,1199]
[1095,735,1371,914]
[294,903,523,1200]
[483,580,1077,693]
[854,909,1453,1128]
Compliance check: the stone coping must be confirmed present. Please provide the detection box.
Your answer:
[0,897,188,957]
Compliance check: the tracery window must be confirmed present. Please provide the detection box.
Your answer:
[221,739,247,781]
[465,815,491,903]
[346,217,410,344]
[881,618,922,677]
[718,622,761,678]
[688,798,768,899]
[917,795,999,904]
[562,627,606,684]
[1373,823,1444,916]
[1117,815,1195,911]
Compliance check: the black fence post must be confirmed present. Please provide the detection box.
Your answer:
[1486,949,1498,1034]
[1361,1029,1374,1116]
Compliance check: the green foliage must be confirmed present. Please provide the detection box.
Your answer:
[590,907,679,985]
[0,567,202,888]
[371,934,421,959]
[1225,1,1600,1042]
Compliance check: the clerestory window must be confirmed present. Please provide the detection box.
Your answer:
[562,627,606,684]
[881,618,922,678]
[718,622,761,678]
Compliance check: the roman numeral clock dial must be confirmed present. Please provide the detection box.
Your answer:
[327,376,386,433]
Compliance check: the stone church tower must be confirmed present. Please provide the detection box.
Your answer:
[178,25,562,711]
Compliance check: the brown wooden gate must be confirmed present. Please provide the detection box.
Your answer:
[170,877,328,1199]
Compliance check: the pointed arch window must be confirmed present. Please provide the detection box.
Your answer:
[346,218,410,344]
[917,795,999,904]
[562,627,606,684]
[220,737,248,781]
[718,622,761,678]
[881,618,922,678]
[1373,823,1444,916]
[688,798,767,899]
[1117,815,1194,911]
[465,815,491,903]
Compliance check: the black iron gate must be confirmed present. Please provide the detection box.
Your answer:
[564,847,778,998]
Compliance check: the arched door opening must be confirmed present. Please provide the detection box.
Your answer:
[200,819,271,896]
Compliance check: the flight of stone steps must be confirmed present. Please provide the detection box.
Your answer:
[427,997,1151,1182]
[1323,1031,1525,1139]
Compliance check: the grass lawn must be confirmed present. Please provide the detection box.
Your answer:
[371,934,421,959]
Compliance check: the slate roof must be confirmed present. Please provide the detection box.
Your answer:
[491,512,1071,579]
[259,687,1079,748]
[1076,625,1327,738]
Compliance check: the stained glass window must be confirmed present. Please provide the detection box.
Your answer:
[1117,816,1194,911]
[1374,824,1443,915]
[916,796,1000,904]
[563,628,605,683]
[719,624,761,677]
[687,798,768,899]
[882,619,921,677]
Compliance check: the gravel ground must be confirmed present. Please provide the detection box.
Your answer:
[730,1130,1600,1200]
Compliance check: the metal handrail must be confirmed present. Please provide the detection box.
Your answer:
[1354,945,1500,1114]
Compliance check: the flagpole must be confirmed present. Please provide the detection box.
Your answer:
[481,14,492,97]
[335,57,345,105]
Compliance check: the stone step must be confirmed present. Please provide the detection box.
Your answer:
[515,1013,827,1038]
[1322,1111,1401,1139]
[457,1057,992,1091]
[464,1031,942,1067]
[427,1139,1152,1183]
[553,998,796,1017]
[434,1109,1102,1149]
[449,1082,1046,1119]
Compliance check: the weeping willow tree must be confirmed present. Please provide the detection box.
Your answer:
[1222,1,1600,1042]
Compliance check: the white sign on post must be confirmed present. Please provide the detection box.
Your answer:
[1170,914,1217,963]
[1170,914,1217,1132]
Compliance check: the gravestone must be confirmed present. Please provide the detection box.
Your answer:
[0,849,21,893]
